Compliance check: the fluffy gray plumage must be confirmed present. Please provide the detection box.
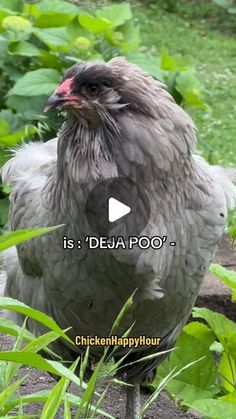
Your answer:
[2,57,236,418]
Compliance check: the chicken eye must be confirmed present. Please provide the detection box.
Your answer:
[87,85,99,94]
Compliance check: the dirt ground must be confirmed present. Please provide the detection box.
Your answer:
[0,234,235,418]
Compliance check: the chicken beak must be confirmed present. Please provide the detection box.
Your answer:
[44,94,65,112]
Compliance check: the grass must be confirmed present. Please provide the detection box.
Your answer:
[134,1,236,166]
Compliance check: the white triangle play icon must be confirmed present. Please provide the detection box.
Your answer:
[108,197,131,223]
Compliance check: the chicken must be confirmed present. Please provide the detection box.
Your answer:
[2,57,236,418]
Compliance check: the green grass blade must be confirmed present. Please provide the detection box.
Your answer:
[0,297,73,344]
[0,377,25,413]
[0,317,34,342]
[23,331,62,354]
[40,358,80,419]
[0,351,82,387]
[0,225,63,252]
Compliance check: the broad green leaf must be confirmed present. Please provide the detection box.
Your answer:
[33,27,69,48]
[0,118,9,136]
[79,15,112,35]
[0,110,22,134]
[0,226,61,251]
[176,71,206,109]
[0,126,36,147]
[153,331,218,405]
[183,321,215,348]
[0,0,23,13]
[6,94,48,117]
[67,17,95,42]
[191,399,236,419]
[193,307,236,340]
[8,69,60,97]
[23,3,40,18]
[0,297,72,343]
[220,390,236,403]
[96,4,132,28]
[119,20,140,53]
[161,48,177,71]
[8,41,41,57]
[38,0,79,15]
[35,13,73,28]
[126,52,164,80]
[210,263,236,291]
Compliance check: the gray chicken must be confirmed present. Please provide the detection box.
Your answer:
[2,58,236,418]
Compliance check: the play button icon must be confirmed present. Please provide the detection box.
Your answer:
[108,198,131,222]
[85,177,151,239]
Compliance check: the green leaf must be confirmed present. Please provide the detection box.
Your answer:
[118,20,140,52]
[0,198,9,227]
[191,399,236,419]
[0,118,9,136]
[79,15,112,35]
[176,71,206,109]
[33,27,69,48]
[38,0,79,15]
[23,331,62,354]
[153,331,218,405]
[0,351,81,386]
[126,52,164,80]
[219,352,236,392]
[220,390,236,403]
[35,13,73,28]
[183,321,215,347]
[40,358,79,418]
[161,48,177,72]
[0,226,61,251]
[229,225,236,240]
[8,41,41,57]
[0,297,72,343]
[0,0,23,13]
[210,263,236,291]
[1,389,115,418]
[6,94,48,117]
[0,317,34,341]
[67,17,94,41]
[193,307,236,339]
[0,110,21,133]
[96,4,132,28]
[0,126,36,147]
[0,377,24,411]
[8,69,60,96]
